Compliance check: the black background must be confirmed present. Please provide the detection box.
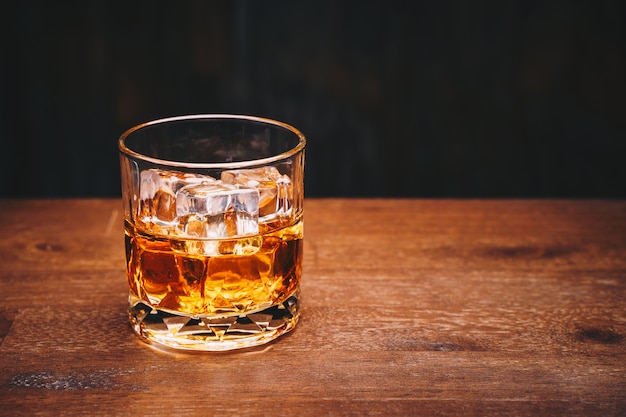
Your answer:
[1,0,625,198]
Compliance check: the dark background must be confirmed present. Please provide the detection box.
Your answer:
[1,0,625,198]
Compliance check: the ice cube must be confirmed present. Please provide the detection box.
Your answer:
[175,182,260,238]
[138,169,214,233]
[173,182,261,256]
[221,167,292,222]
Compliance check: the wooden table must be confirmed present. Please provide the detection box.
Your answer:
[1,199,625,416]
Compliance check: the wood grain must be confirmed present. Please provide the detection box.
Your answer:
[1,198,625,416]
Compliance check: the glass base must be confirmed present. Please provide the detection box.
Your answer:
[128,290,300,352]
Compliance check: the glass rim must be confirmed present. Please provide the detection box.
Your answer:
[118,114,306,169]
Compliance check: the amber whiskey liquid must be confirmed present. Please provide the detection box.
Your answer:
[125,218,303,351]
